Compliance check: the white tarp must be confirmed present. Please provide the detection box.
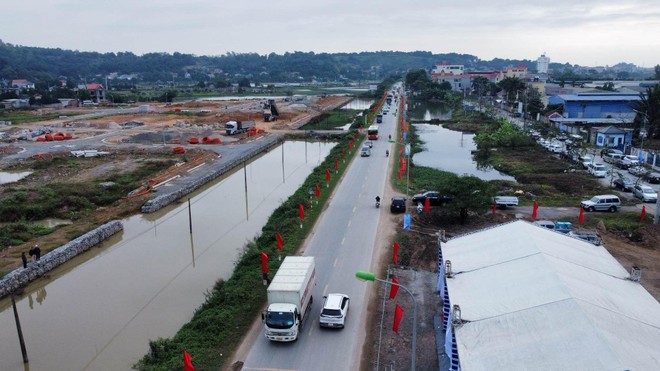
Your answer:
[443,220,660,371]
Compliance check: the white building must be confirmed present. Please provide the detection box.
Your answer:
[432,63,464,75]
[440,221,660,370]
[537,53,550,74]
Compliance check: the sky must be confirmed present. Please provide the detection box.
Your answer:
[4,0,660,68]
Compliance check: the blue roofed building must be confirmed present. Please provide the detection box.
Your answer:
[547,93,640,124]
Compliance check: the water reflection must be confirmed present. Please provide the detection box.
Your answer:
[0,140,334,371]
[406,100,453,121]
[413,124,515,181]
[0,171,32,184]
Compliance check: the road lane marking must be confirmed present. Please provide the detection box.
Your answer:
[308,320,316,337]
[352,206,356,213]
[341,236,345,245]
[323,284,328,295]
[347,220,351,228]
[333,257,338,267]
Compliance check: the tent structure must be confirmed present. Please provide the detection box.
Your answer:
[441,220,660,371]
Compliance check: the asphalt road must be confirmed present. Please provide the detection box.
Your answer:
[240,96,399,370]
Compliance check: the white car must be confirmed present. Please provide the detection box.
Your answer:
[580,156,593,169]
[319,293,350,328]
[632,184,658,203]
[588,163,607,178]
[621,155,640,169]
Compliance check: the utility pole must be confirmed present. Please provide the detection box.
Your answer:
[11,292,29,363]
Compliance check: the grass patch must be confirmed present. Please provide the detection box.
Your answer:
[300,109,361,130]
[0,109,82,124]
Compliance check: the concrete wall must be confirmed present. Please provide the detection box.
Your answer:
[0,220,123,299]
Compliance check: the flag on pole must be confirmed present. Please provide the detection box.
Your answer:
[260,252,269,273]
[491,203,497,216]
[393,304,404,333]
[315,184,320,198]
[326,169,331,183]
[335,159,339,171]
[423,197,430,213]
[392,241,399,264]
[578,207,585,224]
[299,203,305,220]
[389,276,400,299]
[276,231,283,250]
[532,201,539,219]
[183,350,195,371]
[640,205,647,222]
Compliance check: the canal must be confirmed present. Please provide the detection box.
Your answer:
[0,140,335,371]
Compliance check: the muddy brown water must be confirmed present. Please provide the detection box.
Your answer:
[0,140,334,371]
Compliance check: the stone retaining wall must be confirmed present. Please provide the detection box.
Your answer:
[0,220,123,298]
[141,134,284,213]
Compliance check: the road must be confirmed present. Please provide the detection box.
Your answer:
[239,95,399,370]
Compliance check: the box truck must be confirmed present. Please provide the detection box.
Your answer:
[225,120,255,135]
[262,256,316,342]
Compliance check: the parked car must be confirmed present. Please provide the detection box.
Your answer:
[612,177,635,192]
[569,230,602,245]
[580,194,621,212]
[600,148,623,158]
[632,184,658,203]
[580,155,593,169]
[603,153,624,165]
[645,172,660,184]
[411,191,452,206]
[390,196,406,213]
[319,293,350,328]
[620,155,640,169]
[588,163,607,178]
[549,143,564,153]
[628,166,649,177]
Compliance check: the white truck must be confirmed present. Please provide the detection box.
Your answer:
[262,256,316,342]
[494,196,519,209]
[225,120,255,135]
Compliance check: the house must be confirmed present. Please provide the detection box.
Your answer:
[591,125,631,149]
[439,221,660,370]
[86,83,106,103]
[78,83,106,103]
[11,79,35,90]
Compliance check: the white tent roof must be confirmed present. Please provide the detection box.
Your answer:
[443,220,660,371]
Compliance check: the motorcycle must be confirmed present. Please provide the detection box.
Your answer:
[386,150,389,157]
[376,197,381,208]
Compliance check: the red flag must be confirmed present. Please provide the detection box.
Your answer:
[335,159,339,170]
[423,197,430,213]
[491,203,497,215]
[640,205,647,222]
[276,231,283,250]
[532,201,539,219]
[393,304,404,333]
[326,169,331,183]
[299,203,305,220]
[393,242,400,264]
[260,252,268,273]
[578,207,585,224]
[183,350,195,371]
[348,142,353,150]
[315,184,320,198]
[389,277,400,299]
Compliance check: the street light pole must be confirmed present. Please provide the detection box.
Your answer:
[356,271,417,371]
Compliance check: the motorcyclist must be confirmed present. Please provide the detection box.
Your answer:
[386,150,389,157]
[375,196,381,207]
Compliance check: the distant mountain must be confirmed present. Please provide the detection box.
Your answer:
[0,41,651,84]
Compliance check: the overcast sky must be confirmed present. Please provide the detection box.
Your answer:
[4,1,660,68]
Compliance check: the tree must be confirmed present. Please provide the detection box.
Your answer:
[655,65,660,80]
[437,175,494,224]
[631,83,660,140]
[525,86,545,117]
[497,77,526,103]
[238,77,251,88]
